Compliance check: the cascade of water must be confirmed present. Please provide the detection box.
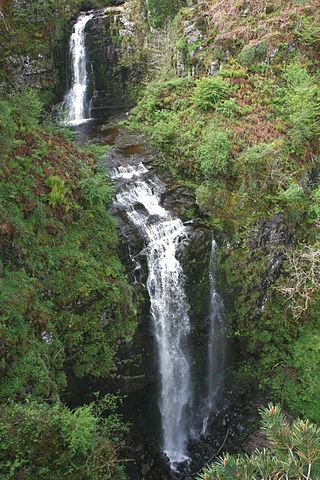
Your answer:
[207,240,225,404]
[63,13,93,125]
[202,240,226,432]
[112,163,193,466]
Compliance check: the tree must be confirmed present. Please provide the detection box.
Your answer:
[198,404,320,480]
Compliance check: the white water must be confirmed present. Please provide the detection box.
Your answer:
[112,164,193,465]
[202,240,226,432]
[63,13,93,125]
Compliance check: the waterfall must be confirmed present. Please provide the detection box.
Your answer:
[112,163,193,466]
[63,13,93,125]
[202,240,226,432]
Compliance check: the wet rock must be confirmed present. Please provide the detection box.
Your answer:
[161,185,199,221]
[208,60,220,76]
[81,3,146,117]
[250,213,294,295]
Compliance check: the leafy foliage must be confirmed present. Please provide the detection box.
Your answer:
[298,13,320,48]
[146,0,187,28]
[281,63,320,152]
[238,43,267,67]
[0,99,16,153]
[198,404,320,480]
[193,77,230,111]
[0,396,126,480]
[10,89,43,131]
[0,92,137,400]
[46,175,71,210]
[197,125,231,177]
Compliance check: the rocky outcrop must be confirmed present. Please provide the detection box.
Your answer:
[4,53,55,90]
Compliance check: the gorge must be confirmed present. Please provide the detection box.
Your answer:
[62,9,228,473]
[1,1,320,479]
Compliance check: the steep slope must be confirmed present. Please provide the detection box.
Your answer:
[127,0,320,424]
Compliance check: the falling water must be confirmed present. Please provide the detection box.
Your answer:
[63,13,93,125]
[112,163,193,466]
[202,240,226,432]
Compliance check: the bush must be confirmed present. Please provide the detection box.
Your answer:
[198,404,320,480]
[215,98,243,118]
[272,329,320,422]
[10,89,43,132]
[193,77,230,111]
[147,0,186,28]
[0,397,126,480]
[298,14,320,48]
[197,125,231,177]
[80,172,113,209]
[46,175,71,211]
[283,64,320,152]
[238,42,267,66]
[220,66,248,78]
[237,141,287,192]
[150,111,181,150]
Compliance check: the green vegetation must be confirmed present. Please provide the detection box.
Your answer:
[2,0,320,476]
[198,404,320,480]
[126,0,320,434]
[197,125,231,177]
[193,77,230,111]
[0,396,126,479]
[146,0,187,28]
[0,88,136,476]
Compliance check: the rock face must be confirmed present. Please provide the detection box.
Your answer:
[4,53,55,90]
[85,6,134,114]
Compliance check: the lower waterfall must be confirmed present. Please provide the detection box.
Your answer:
[207,240,226,406]
[202,240,226,433]
[112,162,193,465]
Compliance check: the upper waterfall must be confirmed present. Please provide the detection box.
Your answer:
[63,13,93,125]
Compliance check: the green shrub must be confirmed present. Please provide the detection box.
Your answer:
[193,77,230,111]
[0,397,127,480]
[147,0,186,28]
[271,329,320,423]
[237,141,287,193]
[282,64,320,152]
[298,14,320,48]
[308,185,320,224]
[0,349,55,401]
[150,111,181,149]
[215,98,243,118]
[220,66,248,78]
[238,42,267,66]
[198,404,320,480]
[165,76,194,91]
[277,182,305,205]
[46,175,71,211]
[10,89,43,132]
[80,172,113,208]
[197,125,231,177]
